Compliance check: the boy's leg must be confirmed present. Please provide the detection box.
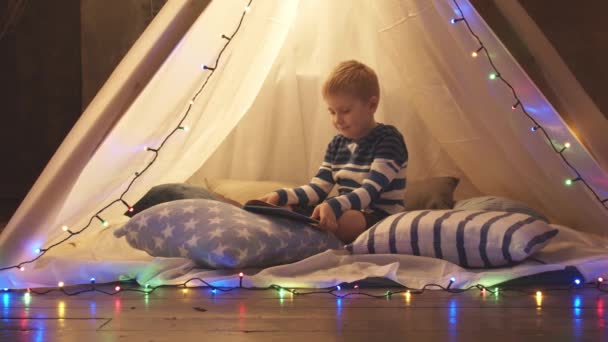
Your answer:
[334,210,367,244]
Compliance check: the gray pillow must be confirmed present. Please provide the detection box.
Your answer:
[404,177,460,211]
[114,199,343,269]
[125,183,240,217]
[454,196,549,222]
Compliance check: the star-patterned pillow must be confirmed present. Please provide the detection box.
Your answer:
[114,199,343,269]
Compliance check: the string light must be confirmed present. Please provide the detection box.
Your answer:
[471,47,482,58]
[19,266,25,272]
[144,146,158,153]
[0,0,255,276]
[6,270,608,302]
[511,100,520,110]
[95,215,109,227]
[559,143,571,153]
[90,278,96,284]
[178,126,190,131]
[449,0,607,207]
[120,199,134,213]
[598,277,604,283]
[201,65,215,71]
[565,178,581,186]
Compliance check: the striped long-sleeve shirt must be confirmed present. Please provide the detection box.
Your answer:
[275,123,408,218]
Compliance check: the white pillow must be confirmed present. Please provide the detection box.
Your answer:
[345,210,558,268]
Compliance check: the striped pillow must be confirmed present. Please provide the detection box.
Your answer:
[345,210,559,268]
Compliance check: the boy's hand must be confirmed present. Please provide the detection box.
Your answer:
[312,202,338,232]
[258,192,280,206]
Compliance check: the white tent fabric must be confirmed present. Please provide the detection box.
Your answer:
[1,0,607,289]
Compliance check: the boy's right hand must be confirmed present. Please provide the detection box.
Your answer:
[258,192,280,206]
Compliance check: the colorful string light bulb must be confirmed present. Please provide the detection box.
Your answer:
[565,178,581,186]
[121,199,134,213]
[471,47,483,58]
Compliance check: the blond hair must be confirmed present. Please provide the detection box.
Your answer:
[322,60,380,102]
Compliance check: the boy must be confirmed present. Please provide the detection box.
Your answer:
[259,60,408,244]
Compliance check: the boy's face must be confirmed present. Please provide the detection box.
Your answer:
[325,92,378,140]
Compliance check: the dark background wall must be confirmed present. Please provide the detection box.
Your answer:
[0,0,82,223]
[0,0,607,224]
[0,0,166,224]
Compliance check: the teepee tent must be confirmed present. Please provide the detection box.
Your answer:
[1,0,607,289]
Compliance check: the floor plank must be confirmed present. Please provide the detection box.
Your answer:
[1,285,607,341]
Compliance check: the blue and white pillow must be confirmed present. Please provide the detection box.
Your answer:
[114,199,343,269]
[345,210,558,268]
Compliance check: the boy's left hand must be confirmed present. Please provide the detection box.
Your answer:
[312,202,338,232]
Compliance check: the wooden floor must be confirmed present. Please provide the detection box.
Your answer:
[1,283,607,341]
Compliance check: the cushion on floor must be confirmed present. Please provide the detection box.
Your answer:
[345,209,558,268]
[114,199,343,269]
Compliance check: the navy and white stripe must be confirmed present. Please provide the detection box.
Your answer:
[276,123,408,218]
[345,210,559,268]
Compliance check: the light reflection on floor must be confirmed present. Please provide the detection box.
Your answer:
[0,288,607,338]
